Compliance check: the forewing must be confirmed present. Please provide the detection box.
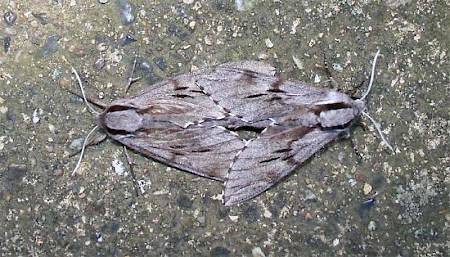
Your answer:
[196,62,349,123]
[112,124,245,181]
[223,125,342,205]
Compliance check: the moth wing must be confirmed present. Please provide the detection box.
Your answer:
[109,80,228,128]
[196,63,336,123]
[114,125,245,181]
[223,125,341,206]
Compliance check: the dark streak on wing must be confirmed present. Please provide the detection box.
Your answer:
[273,148,291,153]
[172,93,195,98]
[268,79,286,93]
[246,93,268,99]
[171,79,189,91]
[259,156,280,164]
[239,69,259,85]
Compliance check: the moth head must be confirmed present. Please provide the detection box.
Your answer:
[318,98,365,128]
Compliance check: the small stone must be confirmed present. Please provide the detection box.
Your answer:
[116,0,136,25]
[45,144,53,152]
[97,42,108,52]
[94,58,105,70]
[368,220,377,231]
[54,169,64,176]
[348,178,357,187]
[229,215,239,222]
[183,0,194,4]
[4,11,17,26]
[0,106,8,114]
[4,193,12,202]
[332,63,343,72]
[204,35,212,45]
[30,20,39,28]
[264,38,273,48]
[188,20,196,30]
[98,0,109,3]
[153,57,167,70]
[32,109,41,124]
[332,238,340,246]
[0,96,5,104]
[252,247,266,257]
[197,216,206,224]
[314,74,321,83]
[112,159,127,176]
[69,138,83,149]
[58,77,71,88]
[445,213,450,222]
[363,183,373,195]
[257,53,269,60]
[292,55,303,69]
[36,237,44,247]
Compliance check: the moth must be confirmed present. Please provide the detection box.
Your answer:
[72,50,392,206]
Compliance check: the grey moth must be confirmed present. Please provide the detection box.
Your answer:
[72,50,392,206]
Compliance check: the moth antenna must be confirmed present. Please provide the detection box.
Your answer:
[71,66,98,115]
[360,49,381,101]
[361,111,394,152]
[71,125,99,176]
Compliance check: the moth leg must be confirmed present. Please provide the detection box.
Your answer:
[123,146,141,197]
[67,88,108,109]
[343,129,363,161]
[320,53,339,89]
[345,79,366,97]
[125,46,142,94]
[68,133,107,158]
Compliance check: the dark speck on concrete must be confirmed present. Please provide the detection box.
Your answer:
[357,198,376,218]
[153,57,168,70]
[210,246,231,257]
[3,37,11,53]
[217,207,229,220]
[243,204,259,222]
[6,112,16,121]
[136,59,160,84]
[31,12,49,25]
[41,34,61,58]
[122,34,137,45]
[177,194,193,209]
[167,25,190,41]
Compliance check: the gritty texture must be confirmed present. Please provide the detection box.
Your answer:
[0,0,448,256]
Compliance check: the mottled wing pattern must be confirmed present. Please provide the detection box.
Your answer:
[223,125,342,206]
[196,61,334,123]
[99,62,287,180]
[114,124,245,181]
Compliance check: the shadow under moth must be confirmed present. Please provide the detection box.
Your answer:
[71,50,392,206]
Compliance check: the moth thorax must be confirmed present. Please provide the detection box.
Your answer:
[319,107,360,128]
[104,109,143,132]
